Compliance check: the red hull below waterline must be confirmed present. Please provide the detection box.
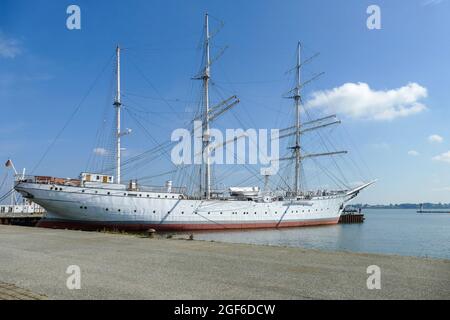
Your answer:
[36,217,340,232]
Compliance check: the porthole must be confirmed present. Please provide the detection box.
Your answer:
[107,192,111,195]
[82,190,85,193]
[106,208,109,211]
[134,210,137,213]
[153,210,156,213]
[118,209,121,212]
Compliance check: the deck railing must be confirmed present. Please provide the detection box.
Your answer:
[17,175,81,186]
[16,175,186,194]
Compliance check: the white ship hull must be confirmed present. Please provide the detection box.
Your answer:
[14,181,358,231]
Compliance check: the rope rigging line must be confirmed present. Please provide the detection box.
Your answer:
[0,171,8,191]
[85,64,116,173]
[122,108,198,185]
[127,54,185,121]
[0,188,15,204]
[205,78,296,192]
[31,53,115,174]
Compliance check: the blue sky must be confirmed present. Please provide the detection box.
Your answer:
[0,0,449,204]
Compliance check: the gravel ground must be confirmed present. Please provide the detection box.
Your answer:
[0,225,449,299]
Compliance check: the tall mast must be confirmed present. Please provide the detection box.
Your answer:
[193,14,239,198]
[202,13,211,199]
[114,45,122,184]
[294,41,301,195]
[278,44,346,194]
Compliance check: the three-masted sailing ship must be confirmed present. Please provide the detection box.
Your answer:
[15,14,374,231]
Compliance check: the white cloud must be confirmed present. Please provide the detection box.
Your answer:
[93,147,108,156]
[408,150,420,156]
[0,31,21,58]
[432,151,450,163]
[428,134,443,143]
[305,82,427,121]
[423,0,444,6]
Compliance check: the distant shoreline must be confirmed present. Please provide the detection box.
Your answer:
[352,204,450,210]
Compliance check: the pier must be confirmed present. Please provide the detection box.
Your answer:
[339,213,365,223]
[0,203,44,226]
[339,207,365,223]
[0,225,448,299]
[417,210,450,214]
[417,204,450,214]
[0,213,43,226]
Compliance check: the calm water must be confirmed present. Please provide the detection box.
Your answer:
[189,209,450,260]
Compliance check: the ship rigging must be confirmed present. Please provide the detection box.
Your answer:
[12,13,375,231]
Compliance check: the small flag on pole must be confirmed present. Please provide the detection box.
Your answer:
[5,159,12,167]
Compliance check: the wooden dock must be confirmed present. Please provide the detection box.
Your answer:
[339,213,365,223]
[0,214,43,227]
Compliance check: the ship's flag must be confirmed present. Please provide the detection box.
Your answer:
[5,159,12,167]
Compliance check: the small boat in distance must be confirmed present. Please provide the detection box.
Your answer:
[417,203,450,214]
